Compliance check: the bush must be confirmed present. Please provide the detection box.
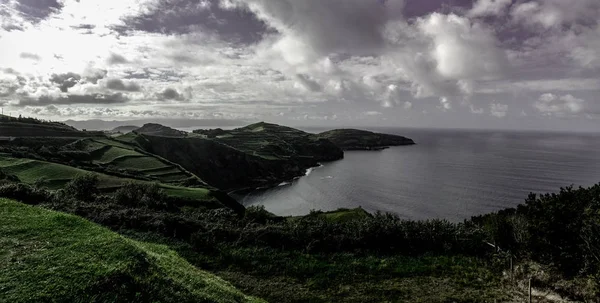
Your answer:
[0,183,50,205]
[113,182,168,210]
[64,174,100,202]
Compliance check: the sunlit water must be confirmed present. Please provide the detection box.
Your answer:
[238,128,600,221]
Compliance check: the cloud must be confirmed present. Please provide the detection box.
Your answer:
[18,93,130,106]
[468,0,512,17]
[15,0,64,22]
[417,13,508,81]
[115,0,266,43]
[294,74,322,92]
[490,102,508,118]
[228,0,405,61]
[82,68,107,84]
[534,93,585,115]
[50,72,82,92]
[107,53,129,65]
[19,52,41,60]
[156,88,185,101]
[439,96,452,111]
[470,105,484,114]
[510,0,599,30]
[105,79,141,92]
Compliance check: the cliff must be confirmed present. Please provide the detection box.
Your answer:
[134,122,344,190]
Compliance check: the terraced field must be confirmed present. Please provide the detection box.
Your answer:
[0,155,214,202]
[0,156,124,189]
[79,138,198,184]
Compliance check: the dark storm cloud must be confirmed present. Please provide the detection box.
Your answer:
[19,93,129,106]
[15,0,63,22]
[106,79,141,92]
[19,52,41,60]
[107,53,129,65]
[50,72,82,92]
[156,88,184,100]
[113,0,267,44]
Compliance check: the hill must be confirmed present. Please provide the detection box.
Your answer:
[318,129,415,150]
[0,198,263,303]
[112,125,140,133]
[134,123,188,137]
[0,115,97,138]
[129,122,344,190]
[0,155,230,206]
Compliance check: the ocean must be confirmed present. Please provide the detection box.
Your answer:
[238,128,600,221]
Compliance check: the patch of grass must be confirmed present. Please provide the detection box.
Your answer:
[0,156,214,202]
[92,138,137,149]
[162,185,213,201]
[0,198,264,303]
[96,146,142,163]
[0,157,122,189]
[320,208,372,222]
[110,156,170,170]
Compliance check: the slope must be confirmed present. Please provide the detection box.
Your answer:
[0,198,264,303]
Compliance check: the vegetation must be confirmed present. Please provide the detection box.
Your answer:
[0,114,102,137]
[2,174,599,302]
[0,198,263,303]
[1,117,597,302]
[318,128,415,150]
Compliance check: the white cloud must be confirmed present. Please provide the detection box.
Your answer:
[417,13,508,81]
[490,102,508,118]
[534,93,585,115]
[469,0,512,17]
[439,96,451,111]
[470,105,484,114]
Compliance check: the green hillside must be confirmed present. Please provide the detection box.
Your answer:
[0,115,101,137]
[0,198,264,303]
[0,155,214,202]
[78,138,200,185]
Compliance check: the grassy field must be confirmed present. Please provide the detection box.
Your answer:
[0,198,263,303]
[0,155,215,202]
[95,146,142,163]
[0,156,124,189]
[76,138,200,185]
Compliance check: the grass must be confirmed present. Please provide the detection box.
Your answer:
[0,155,215,202]
[165,243,510,303]
[96,146,142,163]
[110,156,170,170]
[0,198,264,303]
[162,185,213,201]
[0,156,123,189]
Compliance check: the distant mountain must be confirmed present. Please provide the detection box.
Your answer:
[64,118,248,131]
[111,125,140,133]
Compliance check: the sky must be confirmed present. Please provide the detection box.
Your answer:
[0,0,599,131]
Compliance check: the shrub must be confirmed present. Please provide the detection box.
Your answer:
[0,183,50,205]
[64,174,100,202]
[113,182,168,210]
